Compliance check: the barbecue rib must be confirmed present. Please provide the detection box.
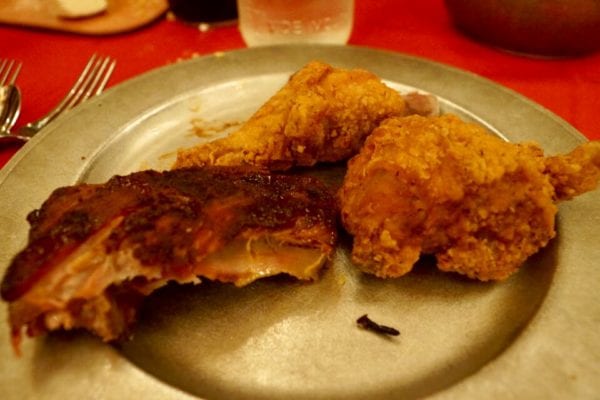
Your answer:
[339,114,600,281]
[174,61,438,171]
[1,167,337,353]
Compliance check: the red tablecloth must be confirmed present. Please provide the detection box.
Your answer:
[1,0,599,170]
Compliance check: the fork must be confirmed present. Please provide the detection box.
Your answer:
[0,59,23,143]
[16,54,116,139]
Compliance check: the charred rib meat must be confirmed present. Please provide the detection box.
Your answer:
[1,167,337,352]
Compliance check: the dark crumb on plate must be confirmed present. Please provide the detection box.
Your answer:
[356,314,400,336]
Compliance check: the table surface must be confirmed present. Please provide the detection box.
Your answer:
[1,0,599,170]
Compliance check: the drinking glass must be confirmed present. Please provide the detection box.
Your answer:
[237,0,354,46]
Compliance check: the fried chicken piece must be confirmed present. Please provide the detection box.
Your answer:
[338,114,600,281]
[1,167,337,353]
[174,61,411,171]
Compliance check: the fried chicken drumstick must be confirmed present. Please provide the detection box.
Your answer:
[339,114,600,281]
[174,61,436,171]
[1,167,337,353]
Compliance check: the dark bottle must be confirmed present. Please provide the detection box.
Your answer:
[168,0,238,23]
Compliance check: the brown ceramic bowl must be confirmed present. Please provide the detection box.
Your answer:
[445,0,600,57]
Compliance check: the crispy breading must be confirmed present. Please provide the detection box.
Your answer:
[174,61,406,170]
[545,141,600,201]
[339,114,600,281]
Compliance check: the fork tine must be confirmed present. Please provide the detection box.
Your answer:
[95,59,116,96]
[78,57,109,102]
[0,59,21,86]
[63,55,104,110]
[64,56,115,109]
[76,56,112,104]
[0,60,6,85]
[0,59,14,86]
[8,62,22,85]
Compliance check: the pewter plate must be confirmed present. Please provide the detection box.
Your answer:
[0,45,598,400]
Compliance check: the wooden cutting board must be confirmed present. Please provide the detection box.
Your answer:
[0,0,169,35]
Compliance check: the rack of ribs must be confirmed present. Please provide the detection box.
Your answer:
[1,166,337,353]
